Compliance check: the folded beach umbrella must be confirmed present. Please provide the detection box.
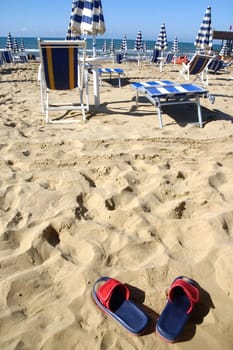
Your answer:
[13,38,19,53]
[66,0,82,40]
[102,39,107,53]
[69,0,106,56]
[134,30,143,65]
[134,30,143,51]
[120,34,128,60]
[110,39,115,54]
[66,20,81,40]
[155,23,168,56]
[194,6,213,53]
[20,38,25,52]
[171,36,179,54]
[219,40,228,57]
[6,32,13,50]
[143,41,147,53]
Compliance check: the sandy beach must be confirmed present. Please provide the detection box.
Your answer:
[0,59,233,349]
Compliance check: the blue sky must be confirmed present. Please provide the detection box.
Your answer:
[0,0,233,42]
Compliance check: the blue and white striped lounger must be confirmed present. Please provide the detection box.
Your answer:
[98,68,125,87]
[131,80,213,128]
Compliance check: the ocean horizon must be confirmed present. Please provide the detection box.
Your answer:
[0,36,222,58]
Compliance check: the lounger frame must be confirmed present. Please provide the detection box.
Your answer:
[132,81,210,128]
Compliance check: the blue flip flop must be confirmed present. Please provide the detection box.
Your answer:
[92,276,149,335]
[156,276,200,342]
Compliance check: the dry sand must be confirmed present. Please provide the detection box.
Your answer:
[0,59,233,349]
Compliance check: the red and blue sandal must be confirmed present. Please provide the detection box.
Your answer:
[92,276,149,335]
[156,276,200,342]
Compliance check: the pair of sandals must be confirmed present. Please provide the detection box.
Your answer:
[92,275,200,343]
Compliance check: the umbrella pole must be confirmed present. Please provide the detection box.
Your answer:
[93,34,97,57]
[91,34,100,105]
[159,51,164,72]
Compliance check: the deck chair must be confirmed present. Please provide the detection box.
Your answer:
[151,49,160,64]
[1,50,15,65]
[177,54,212,85]
[165,52,174,64]
[207,58,224,74]
[38,39,89,123]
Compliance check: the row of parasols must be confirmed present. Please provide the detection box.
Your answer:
[100,30,179,56]
[66,2,213,57]
[4,4,230,58]
[5,32,25,53]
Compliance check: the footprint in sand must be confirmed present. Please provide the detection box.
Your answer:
[215,248,233,300]
[106,240,168,270]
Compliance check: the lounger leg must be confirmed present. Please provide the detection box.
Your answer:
[156,104,163,128]
[118,74,121,88]
[196,97,203,128]
[136,90,139,106]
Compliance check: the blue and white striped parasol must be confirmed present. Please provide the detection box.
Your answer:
[121,34,128,60]
[110,39,115,54]
[66,0,82,40]
[194,6,212,53]
[143,41,147,53]
[155,23,168,55]
[6,32,13,50]
[171,36,179,54]
[69,0,105,56]
[219,40,228,57]
[20,38,25,52]
[134,30,143,51]
[102,39,107,53]
[13,38,19,53]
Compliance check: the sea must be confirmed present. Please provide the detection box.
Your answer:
[0,36,222,59]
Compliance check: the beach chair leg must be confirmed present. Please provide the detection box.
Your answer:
[118,74,121,88]
[45,91,50,123]
[196,98,203,128]
[156,105,163,128]
[136,90,139,106]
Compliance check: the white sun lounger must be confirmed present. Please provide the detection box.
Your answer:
[131,80,214,128]
[98,67,125,87]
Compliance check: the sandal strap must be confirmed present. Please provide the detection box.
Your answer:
[168,277,199,314]
[96,278,130,310]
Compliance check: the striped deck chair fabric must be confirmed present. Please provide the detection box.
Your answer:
[151,49,161,64]
[38,39,89,123]
[165,52,174,64]
[2,50,15,64]
[177,54,212,85]
[208,58,224,74]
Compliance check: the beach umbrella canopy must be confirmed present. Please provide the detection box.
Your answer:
[134,30,143,51]
[66,21,81,40]
[69,0,106,56]
[194,6,212,52]
[6,32,13,50]
[66,0,82,40]
[171,36,179,54]
[155,23,168,55]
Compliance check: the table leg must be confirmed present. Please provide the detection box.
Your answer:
[92,66,100,106]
